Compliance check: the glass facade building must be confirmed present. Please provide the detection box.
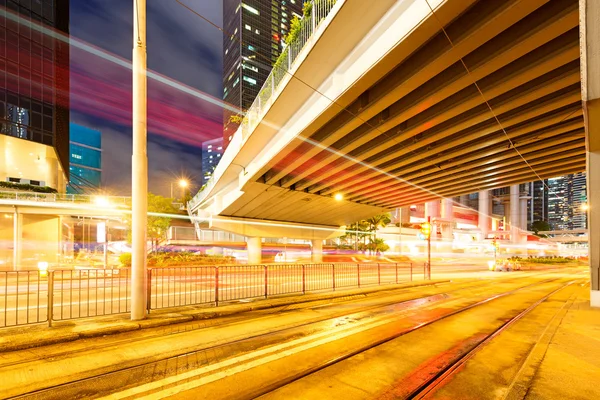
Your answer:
[222,0,302,149]
[67,123,101,194]
[0,0,70,178]
[546,173,587,230]
[201,137,223,184]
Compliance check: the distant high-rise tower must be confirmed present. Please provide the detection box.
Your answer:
[222,0,303,150]
[528,179,549,226]
[201,138,224,184]
[546,173,588,230]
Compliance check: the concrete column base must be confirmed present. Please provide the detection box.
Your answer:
[591,290,600,308]
[311,239,323,263]
[247,237,262,264]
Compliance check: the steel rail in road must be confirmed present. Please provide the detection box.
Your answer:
[406,279,584,399]
[247,275,584,400]
[7,271,577,399]
[1,271,558,372]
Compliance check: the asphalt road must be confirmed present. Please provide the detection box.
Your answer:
[0,267,591,400]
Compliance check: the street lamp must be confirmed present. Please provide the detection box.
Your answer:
[170,178,189,200]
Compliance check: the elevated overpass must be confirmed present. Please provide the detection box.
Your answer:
[189,0,599,303]
[191,0,582,226]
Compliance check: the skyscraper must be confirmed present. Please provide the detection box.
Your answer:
[528,179,549,226]
[201,137,224,184]
[0,0,70,191]
[222,0,303,149]
[546,173,587,230]
[67,123,102,194]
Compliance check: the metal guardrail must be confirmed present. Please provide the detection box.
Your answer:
[149,262,417,309]
[189,0,339,210]
[1,261,421,328]
[0,190,131,207]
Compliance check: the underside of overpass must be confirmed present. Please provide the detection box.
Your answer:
[208,0,583,227]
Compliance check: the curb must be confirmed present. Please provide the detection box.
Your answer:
[0,280,449,353]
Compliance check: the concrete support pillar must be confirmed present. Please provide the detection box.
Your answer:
[425,200,440,219]
[478,191,490,239]
[13,209,21,270]
[581,0,600,306]
[519,197,528,231]
[311,239,323,263]
[441,198,453,219]
[247,237,262,264]
[440,198,454,240]
[510,185,520,243]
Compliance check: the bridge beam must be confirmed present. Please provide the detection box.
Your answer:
[581,0,600,307]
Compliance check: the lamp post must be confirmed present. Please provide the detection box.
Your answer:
[170,179,189,200]
[131,0,148,321]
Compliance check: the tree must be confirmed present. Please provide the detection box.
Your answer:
[530,220,551,238]
[341,220,370,251]
[365,213,391,240]
[126,193,180,251]
[367,238,390,256]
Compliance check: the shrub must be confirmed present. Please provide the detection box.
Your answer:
[0,181,58,193]
[119,253,132,267]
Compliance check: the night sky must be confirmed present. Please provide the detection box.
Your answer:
[69,0,224,196]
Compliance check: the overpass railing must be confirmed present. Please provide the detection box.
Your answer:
[0,190,131,207]
[241,0,339,140]
[1,261,420,328]
[189,0,340,210]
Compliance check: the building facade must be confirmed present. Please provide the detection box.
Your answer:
[0,0,70,192]
[201,137,224,184]
[67,123,101,194]
[222,0,303,149]
[547,173,587,230]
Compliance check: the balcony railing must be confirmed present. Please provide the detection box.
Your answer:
[0,190,131,207]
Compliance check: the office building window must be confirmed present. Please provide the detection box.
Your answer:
[243,76,257,85]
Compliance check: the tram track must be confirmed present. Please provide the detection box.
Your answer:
[3,271,581,399]
[0,271,552,369]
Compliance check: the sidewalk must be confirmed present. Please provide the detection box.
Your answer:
[515,285,600,399]
[0,279,449,353]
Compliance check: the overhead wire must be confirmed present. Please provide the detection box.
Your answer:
[423,0,585,215]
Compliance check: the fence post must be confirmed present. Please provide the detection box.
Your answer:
[332,264,335,291]
[377,263,381,285]
[47,271,54,327]
[357,263,360,288]
[424,262,427,280]
[215,266,219,306]
[264,265,268,299]
[410,262,413,282]
[395,263,398,284]
[146,269,152,313]
[302,264,306,294]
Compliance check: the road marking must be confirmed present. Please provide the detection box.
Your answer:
[98,303,417,399]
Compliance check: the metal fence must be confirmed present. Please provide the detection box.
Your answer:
[1,262,421,327]
[0,190,131,207]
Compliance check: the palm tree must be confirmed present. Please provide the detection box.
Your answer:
[366,213,391,240]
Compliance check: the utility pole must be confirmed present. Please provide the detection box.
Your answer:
[427,216,431,279]
[131,0,148,320]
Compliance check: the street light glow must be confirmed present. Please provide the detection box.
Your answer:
[334,193,343,201]
[581,203,589,211]
[94,196,110,207]
[179,179,189,188]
